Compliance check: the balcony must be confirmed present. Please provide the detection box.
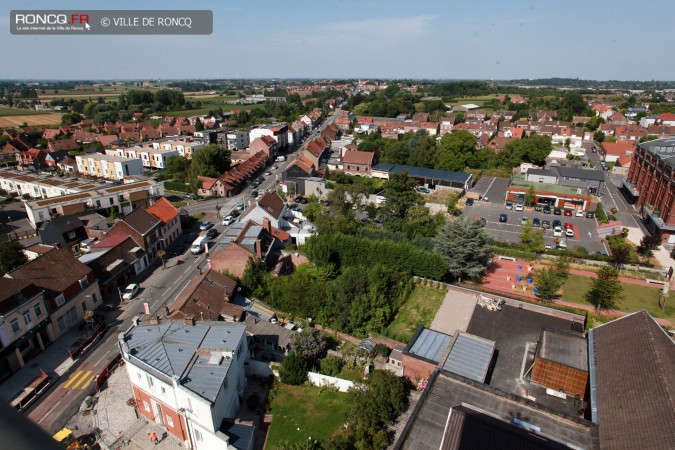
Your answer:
[643,204,675,231]
[621,178,640,198]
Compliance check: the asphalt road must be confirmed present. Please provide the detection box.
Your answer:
[23,110,339,435]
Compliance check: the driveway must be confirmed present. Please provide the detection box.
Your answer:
[482,177,510,204]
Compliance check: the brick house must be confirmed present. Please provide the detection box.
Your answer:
[146,197,183,247]
[342,150,375,177]
[106,207,162,262]
[7,248,102,339]
[165,270,243,323]
[83,236,147,298]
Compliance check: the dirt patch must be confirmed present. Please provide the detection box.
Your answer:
[0,114,62,127]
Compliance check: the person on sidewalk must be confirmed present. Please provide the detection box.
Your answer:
[149,432,158,445]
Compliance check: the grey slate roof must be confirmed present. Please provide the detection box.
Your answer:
[373,163,471,184]
[526,168,557,178]
[553,166,605,182]
[124,321,246,403]
[539,329,588,372]
[638,137,675,170]
[406,327,451,363]
[442,333,495,383]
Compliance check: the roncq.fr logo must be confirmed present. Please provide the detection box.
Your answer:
[14,13,90,26]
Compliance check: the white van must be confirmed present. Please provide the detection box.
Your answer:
[276,155,286,162]
[191,235,207,254]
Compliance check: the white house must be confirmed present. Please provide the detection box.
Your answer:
[239,192,292,230]
[119,320,253,450]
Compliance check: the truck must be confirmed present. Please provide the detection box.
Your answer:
[275,155,286,162]
[191,235,207,254]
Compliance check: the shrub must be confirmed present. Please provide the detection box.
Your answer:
[278,353,307,386]
[319,355,344,376]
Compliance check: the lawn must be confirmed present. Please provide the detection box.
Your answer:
[561,274,675,319]
[386,285,446,342]
[266,385,351,448]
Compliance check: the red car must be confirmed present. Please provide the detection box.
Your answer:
[564,222,574,230]
[563,209,573,216]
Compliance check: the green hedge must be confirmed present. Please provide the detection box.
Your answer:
[164,181,192,193]
[305,233,448,280]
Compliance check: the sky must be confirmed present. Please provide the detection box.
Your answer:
[2,0,674,80]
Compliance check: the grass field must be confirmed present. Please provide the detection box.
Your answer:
[0,113,62,127]
[562,274,675,319]
[266,385,351,448]
[0,107,52,116]
[386,285,447,342]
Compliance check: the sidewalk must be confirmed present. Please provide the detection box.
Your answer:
[93,367,183,450]
[0,327,83,402]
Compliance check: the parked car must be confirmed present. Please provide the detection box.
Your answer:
[250,190,259,198]
[543,205,552,214]
[505,202,513,210]
[199,220,213,231]
[532,218,541,227]
[265,171,272,176]
[565,228,575,237]
[222,216,234,226]
[205,228,218,239]
[553,227,563,237]
[230,210,240,218]
[122,284,139,301]
[499,214,508,222]
[554,207,562,215]
[534,205,542,212]
[564,222,573,229]
[545,244,553,249]
[294,196,308,204]
[586,211,595,219]
[521,216,529,225]
[564,209,573,216]
[417,187,431,194]
[542,220,551,229]
[576,209,584,217]
[465,198,474,206]
[515,204,524,211]
[235,203,245,211]
[553,220,562,229]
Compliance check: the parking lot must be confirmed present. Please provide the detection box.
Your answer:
[464,200,608,254]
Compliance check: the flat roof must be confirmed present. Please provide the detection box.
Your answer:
[407,327,451,363]
[78,153,138,162]
[539,329,588,371]
[442,333,495,383]
[509,175,586,196]
[638,137,675,170]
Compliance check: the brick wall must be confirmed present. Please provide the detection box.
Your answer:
[531,359,588,398]
[133,386,188,441]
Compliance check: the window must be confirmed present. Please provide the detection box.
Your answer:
[23,311,32,325]
[143,401,150,412]
[147,375,154,387]
[79,276,90,289]
[33,303,42,317]
[194,429,202,442]
[166,416,173,428]
[10,319,19,333]
[67,231,76,239]
[55,293,65,307]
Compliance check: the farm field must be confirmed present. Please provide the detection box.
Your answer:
[0,113,62,127]
[0,107,52,116]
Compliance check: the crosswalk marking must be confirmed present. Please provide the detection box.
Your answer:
[71,371,91,390]
[80,375,96,390]
[63,370,83,389]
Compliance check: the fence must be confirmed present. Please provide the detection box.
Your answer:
[96,353,123,390]
[307,372,355,392]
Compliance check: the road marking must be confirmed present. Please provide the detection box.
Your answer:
[38,400,62,423]
[63,370,83,389]
[80,375,96,390]
[93,350,110,367]
[71,370,91,390]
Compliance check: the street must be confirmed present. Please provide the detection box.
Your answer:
[16,111,339,436]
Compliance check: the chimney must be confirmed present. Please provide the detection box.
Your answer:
[184,315,195,326]
[262,217,271,234]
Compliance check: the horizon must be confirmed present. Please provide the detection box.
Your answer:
[2,0,674,80]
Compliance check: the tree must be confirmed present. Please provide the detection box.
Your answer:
[595,130,606,143]
[189,144,231,188]
[434,218,493,282]
[382,172,422,232]
[446,193,460,216]
[165,155,190,182]
[522,135,553,165]
[535,267,564,302]
[278,352,307,385]
[241,257,267,295]
[194,118,204,131]
[348,370,408,430]
[611,245,630,269]
[319,355,344,376]
[639,230,662,255]
[524,185,536,206]
[435,130,477,172]
[520,222,544,252]
[157,249,167,269]
[0,241,27,275]
[292,328,327,361]
[585,266,623,313]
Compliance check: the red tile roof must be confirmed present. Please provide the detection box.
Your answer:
[91,235,132,248]
[146,197,179,225]
[601,141,635,156]
[343,150,375,166]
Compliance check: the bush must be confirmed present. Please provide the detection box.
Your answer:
[278,353,307,386]
[319,355,344,376]
[595,205,608,224]
[164,180,192,193]
[373,343,391,357]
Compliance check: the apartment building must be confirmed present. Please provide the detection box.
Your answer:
[151,140,205,159]
[221,131,250,151]
[624,138,675,242]
[249,124,288,153]
[75,153,144,181]
[107,146,179,170]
